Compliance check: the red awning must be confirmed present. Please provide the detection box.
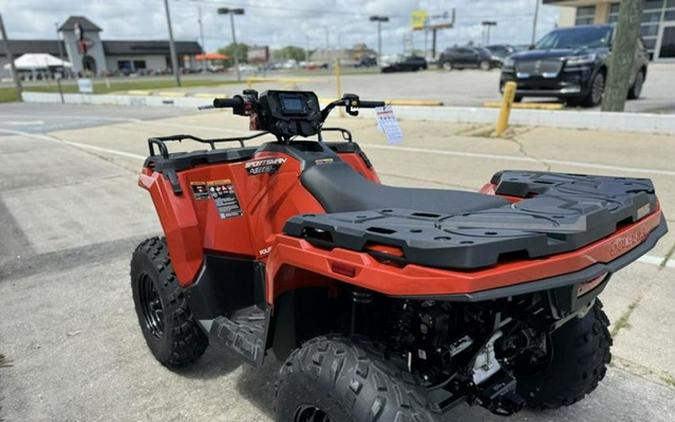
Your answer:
[196,53,228,61]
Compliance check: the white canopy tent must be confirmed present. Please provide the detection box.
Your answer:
[3,53,72,70]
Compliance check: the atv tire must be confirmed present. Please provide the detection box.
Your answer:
[275,335,437,422]
[516,300,612,410]
[131,237,208,368]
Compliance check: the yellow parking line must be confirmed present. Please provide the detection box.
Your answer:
[483,101,564,110]
[155,91,187,97]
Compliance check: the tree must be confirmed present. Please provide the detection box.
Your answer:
[272,46,306,62]
[217,42,249,67]
[601,0,642,112]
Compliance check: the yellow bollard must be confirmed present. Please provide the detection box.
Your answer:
[246,78,252,89]
[335,58,344,117]
[495,81,517,136]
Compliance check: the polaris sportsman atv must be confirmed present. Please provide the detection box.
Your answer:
[131,90,667,421]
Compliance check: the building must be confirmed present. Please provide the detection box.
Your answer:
[545,0,675,61]
[0,16,203,78]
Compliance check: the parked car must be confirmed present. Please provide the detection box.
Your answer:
[381,55,427,73]
[499,24,649,107]
[437,46,501,70]
[355,56,377,68]
[485,44,516,59]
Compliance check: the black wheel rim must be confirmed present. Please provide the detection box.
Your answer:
[294,405,332,422]
[592,73,605,104]
[139,274,165,339]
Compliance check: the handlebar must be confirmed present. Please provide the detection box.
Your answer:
[358,100,386,108]
[213,97,243,108]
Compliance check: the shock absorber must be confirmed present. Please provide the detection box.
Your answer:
[350,289,373,336]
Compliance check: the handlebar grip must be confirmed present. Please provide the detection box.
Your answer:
[213,97,243,108]
[359,100,386,108]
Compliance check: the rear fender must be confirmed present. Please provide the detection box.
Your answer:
[139,171,203,286]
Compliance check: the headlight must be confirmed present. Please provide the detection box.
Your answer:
[503,57,514,68]
[566,53,597,66]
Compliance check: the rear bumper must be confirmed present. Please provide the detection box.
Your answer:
[414,216,667,302]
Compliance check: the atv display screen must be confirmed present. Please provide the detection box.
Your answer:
[279,94,306,115]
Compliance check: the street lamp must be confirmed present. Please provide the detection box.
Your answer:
[369,15,389,67]
[218,7,245,81]
[481,21,497,45]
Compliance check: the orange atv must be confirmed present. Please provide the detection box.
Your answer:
[131,90,667,421]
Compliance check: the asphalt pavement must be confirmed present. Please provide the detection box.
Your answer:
[0,102,674,421]
[136,63,675,114]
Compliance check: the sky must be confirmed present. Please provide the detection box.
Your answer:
[0,0,560,54]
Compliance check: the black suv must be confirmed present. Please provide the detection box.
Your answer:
[438,46,502,70]
[500,25,649,106]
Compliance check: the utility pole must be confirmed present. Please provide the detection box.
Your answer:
[531,0,540,45]
[481,21,497,45]
[198,5,206,73]
[369,15,389,66]
[218,7,245,82]
[163,0,181,86]
[0,13,22,99]
[602,0,642,112]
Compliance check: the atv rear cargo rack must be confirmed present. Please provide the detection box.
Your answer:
[285,171,664,270]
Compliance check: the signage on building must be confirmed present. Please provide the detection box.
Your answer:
[411,9,455,31]
[74,22,94,54]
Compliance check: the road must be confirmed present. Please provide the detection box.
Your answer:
[0,102,674,421]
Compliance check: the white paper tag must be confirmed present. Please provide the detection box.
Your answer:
[375,105,403,144]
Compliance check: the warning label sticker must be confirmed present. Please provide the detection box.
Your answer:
[191,182,210,200]
[197,179,243,219]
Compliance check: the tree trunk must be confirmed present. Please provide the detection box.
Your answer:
[601,0,642,112]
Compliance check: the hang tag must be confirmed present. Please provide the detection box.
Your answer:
[375,105,403,144]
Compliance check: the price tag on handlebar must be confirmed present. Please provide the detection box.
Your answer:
[375,105,403,145]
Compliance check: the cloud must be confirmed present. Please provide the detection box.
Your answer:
[0,0,559,53]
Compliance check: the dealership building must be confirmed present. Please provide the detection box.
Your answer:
[0,16,203,77]
[547,0,675,60]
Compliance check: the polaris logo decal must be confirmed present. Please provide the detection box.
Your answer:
[245,157,287,175]
[609,227,648,258]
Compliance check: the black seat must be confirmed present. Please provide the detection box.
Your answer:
[301,162,509,214]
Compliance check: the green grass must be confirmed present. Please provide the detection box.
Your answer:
[610,302,637,337]
[0,87,20,103]
[0,78,242,103]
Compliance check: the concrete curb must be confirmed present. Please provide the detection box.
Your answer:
[21,91,675,135]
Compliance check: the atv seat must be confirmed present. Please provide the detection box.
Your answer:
[301,161,509,214]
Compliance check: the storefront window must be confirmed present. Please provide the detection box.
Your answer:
[643,0,665,11]
[575,6,596,25]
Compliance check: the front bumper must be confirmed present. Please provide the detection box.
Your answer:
[500,66,593,98]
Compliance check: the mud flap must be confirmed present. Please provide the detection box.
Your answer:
[209,305,270,367]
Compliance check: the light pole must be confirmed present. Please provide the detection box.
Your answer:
[481,21,497,45]
[198,5,206,73]
[369,15,389,67]
[218,7,245,82]
[163,0,181,86]
[0,13,22,98]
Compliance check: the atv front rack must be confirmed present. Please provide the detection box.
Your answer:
[147,128,353,159]
[285,171,662,270]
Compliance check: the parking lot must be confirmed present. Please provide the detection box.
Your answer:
[1,102,674,421]
[138,63,675,114]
